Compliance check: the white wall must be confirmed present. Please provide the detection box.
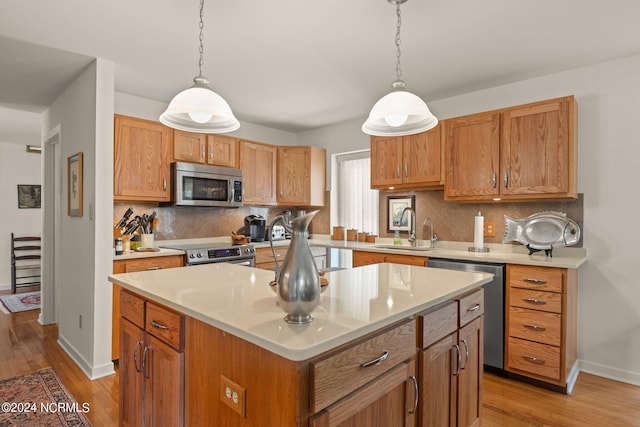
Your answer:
[299,54,640,385]
[0,142,42,289]
[42,58,115,380]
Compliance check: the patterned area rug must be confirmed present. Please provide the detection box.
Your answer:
[0,291,41,314]
[0,367,91,426]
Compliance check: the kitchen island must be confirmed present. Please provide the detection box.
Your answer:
[109,262,492,426]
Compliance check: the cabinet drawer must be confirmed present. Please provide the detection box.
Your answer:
[509,307,561,347]
[507,337,560,380]
[121,255,184,273]
[458,288,484,326]
[417,301,458,349]
[510,287,562,313]
[311,319,416,413]
[509,265,564,292]
[120,290,144,328]
[146,302,185,350]
[255,246,288,265]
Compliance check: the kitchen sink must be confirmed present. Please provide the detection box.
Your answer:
[374,245,434,252]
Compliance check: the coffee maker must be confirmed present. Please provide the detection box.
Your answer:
[244,214,266,242]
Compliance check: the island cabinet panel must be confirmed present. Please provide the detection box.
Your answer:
[352,250,427,267]
[120,319,144,427]
[184,317,309,427]
[417,289,484,427]
[239,140,278,206]
[114,115,172,202]
[505,265,578,391]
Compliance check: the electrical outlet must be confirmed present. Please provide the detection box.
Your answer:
[484,221,496,237]
[220,374,246,417]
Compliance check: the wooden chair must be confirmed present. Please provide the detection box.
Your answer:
[10,233,41,293]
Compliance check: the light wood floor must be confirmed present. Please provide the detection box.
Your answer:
[1,291,639,426]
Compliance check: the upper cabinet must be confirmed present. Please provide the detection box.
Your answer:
[277,146,326,206]
[239,140,278,205]
[371,123,444,190]
[114,115,171,202]
[173,130,238,168]
[445,96,577,202]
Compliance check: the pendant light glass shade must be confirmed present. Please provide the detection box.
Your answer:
[160,76,240,133]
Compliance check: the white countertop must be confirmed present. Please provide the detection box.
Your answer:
[108,262,492,361]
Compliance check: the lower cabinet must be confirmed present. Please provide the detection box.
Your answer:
[255,246,288,270]
[417,289,484,427]
[119,290,184,427]
[352,250,427,267]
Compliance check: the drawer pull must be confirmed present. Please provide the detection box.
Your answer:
[522,298,546,305]
[522,355,546,364]
[523,323,546,331]
[146,266,162,271]
[523,277,547,284]
[150,320,170,330]
[360,350,389,368]
[452,344,462,377]
[133,340,143,373]
[467,303,481,312]
[408,375,419,414]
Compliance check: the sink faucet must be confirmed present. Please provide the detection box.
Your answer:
[423,217,438,248]
[401,207,417,247]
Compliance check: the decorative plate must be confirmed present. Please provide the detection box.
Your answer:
[502,211,581,256]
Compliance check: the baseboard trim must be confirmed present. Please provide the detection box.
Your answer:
[58,333,115,380]
[578,359,640,386]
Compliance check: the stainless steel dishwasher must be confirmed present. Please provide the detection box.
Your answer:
[427,258,505,371]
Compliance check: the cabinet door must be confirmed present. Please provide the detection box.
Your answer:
[310,361,416,427]
[384,254,427,267]
[120,318,144,427]
[173,130,206,163]
[457,317,483,427]
[207,134,237,167]
[114,115,171,202]
[239,141,277,205]
[371,135,404,188]
[352,251,387,267]
[278,146,312,205]
[419,333,457,427]
[501,97,575,197]
[444,112,500,200]
[145,334,184,427]
[403,124,443,186]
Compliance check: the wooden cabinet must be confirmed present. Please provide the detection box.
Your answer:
[119,290,185,427]
[173,130,238,167]
[352,250,427,267]
[114,115,172,202]
[444,96,577,202]
[371,123,444,190]
[255,246,288,271]
[112,255,184,360]
[417,289,484,427]
[239,140,277,205]
[505,264,578,391]
[277,146,326,206]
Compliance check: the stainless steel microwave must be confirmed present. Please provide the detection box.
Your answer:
[169,162,243,207]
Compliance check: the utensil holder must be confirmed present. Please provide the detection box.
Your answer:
[140,233,154,249]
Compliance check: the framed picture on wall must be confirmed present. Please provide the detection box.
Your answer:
[68,152,83,217]
[387,195,415,233]
[17,184,41,209]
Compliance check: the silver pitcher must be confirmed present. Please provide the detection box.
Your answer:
[271,210,320,324]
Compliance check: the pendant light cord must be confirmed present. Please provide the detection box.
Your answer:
[394,2,403,83]
[198,0,205,77]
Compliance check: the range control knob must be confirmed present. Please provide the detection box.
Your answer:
[197,252,203,258]
[189,253,195,259]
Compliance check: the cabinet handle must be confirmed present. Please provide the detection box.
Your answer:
[145,266,162,271]
[209,145,213,159]
[163,177,167,191]
[467,303,481,312]
[404,164,408,178]
[522,298,546,305]
[201,145,205,158]
[396,165,401,178]
[491,171,497,188]
[360,350,389,368]
[142,345,150,378]
[452,344,462,376]
[523,323,547,331]
[408,375,419,414]
[461,339,469,369]
[523,277,547,284]
[150,320,170,330]
[503,171,509,188]
[522,355,546,364]
[133,340,143,373]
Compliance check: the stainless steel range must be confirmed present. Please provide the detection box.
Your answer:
[160,242,256,267]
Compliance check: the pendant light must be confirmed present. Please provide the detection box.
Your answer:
[160,0,240,133]
[362,0,437,137]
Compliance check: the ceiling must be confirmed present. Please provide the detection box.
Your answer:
[2,0,640,145]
